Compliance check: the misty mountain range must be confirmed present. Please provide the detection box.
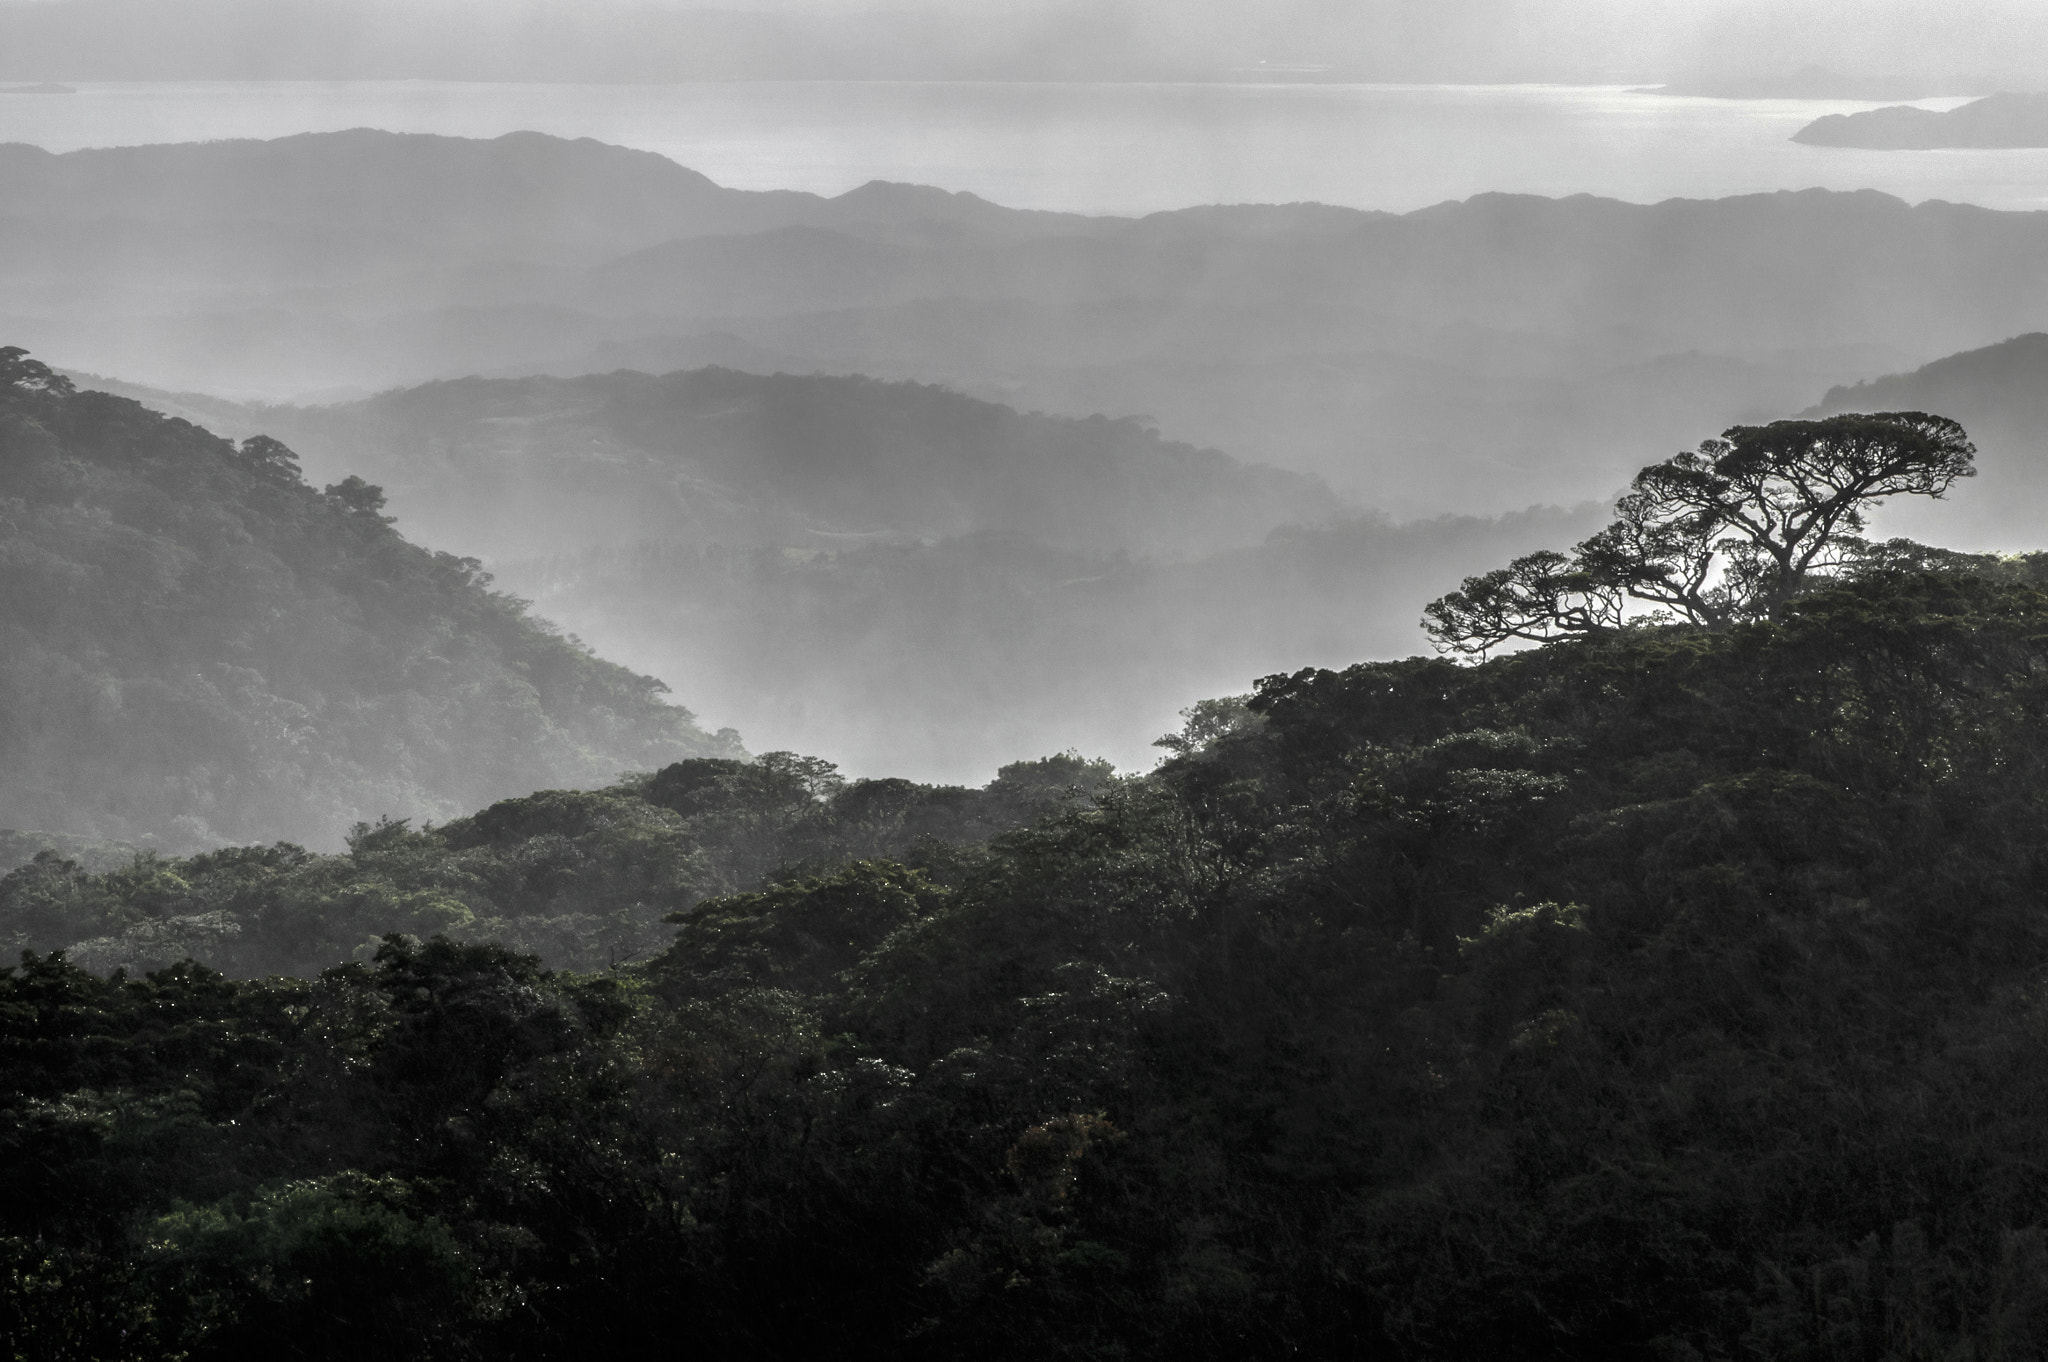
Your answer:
[47,322,2048,790]
[13,128,2048,520]
[64,363,1602,780]
[13,126,2048,787]
[142,367,1338,561]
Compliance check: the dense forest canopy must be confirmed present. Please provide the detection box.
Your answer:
[0,749,1117,979]
[0,346,739,852]
[15,521,2048,1355]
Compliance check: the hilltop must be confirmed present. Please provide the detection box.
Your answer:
[204,366,1342,561]
[1793,91,2048,147]
[0,347,739,852]
[1810,333,2048,546]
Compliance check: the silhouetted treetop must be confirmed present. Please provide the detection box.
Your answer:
[1425,410,1975,654]
[0,344,73,398]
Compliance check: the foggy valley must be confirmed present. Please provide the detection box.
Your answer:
[19,126,2048,780]
[13,2,2048,1357]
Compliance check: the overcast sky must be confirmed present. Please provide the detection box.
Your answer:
[0,0,2040,85]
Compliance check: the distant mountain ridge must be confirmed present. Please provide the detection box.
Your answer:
[1808,332,2048,548]
[84,366,1345,561]
[1817,332,2048,418]
[12,128,2048,514]
[0,129,1100,271]
[1793,92,2048,148]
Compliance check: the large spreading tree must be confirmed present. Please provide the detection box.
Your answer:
[1424,411,1976,654]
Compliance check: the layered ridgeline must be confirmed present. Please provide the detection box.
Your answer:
[20,130,2048,512]
[15,552,2048,1357]
[1810,333,2048,547]
[86,364,1602,779]
[0,347,739,852]
[189,366,1339,559]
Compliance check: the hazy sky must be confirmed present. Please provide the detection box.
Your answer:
[1,0,2041,85]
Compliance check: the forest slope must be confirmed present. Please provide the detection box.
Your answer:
[14,563,2048,1357]
[0,348,739,852]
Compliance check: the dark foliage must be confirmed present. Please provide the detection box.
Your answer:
[13,562,2048,1357]
[0,750,1115,978]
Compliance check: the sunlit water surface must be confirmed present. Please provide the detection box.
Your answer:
[0,80,2032,213]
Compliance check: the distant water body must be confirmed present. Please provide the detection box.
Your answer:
[0,79,2039,215]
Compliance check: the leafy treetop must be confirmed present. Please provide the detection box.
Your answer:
[1424,411,1975,654]
[0,344,74,398]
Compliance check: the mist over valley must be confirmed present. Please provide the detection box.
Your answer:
[16,125,2048,776]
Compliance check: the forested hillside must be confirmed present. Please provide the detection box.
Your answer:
[0,347,738,852]
[212,366,1340,559]
[0,750,1113,978]
[14,559,2048,1358]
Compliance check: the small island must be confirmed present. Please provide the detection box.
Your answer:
[0,82,76,95]
[1794,92,2048,148]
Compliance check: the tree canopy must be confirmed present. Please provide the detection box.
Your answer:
[1425,411,1975,653]
[14,559,2048,1357]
